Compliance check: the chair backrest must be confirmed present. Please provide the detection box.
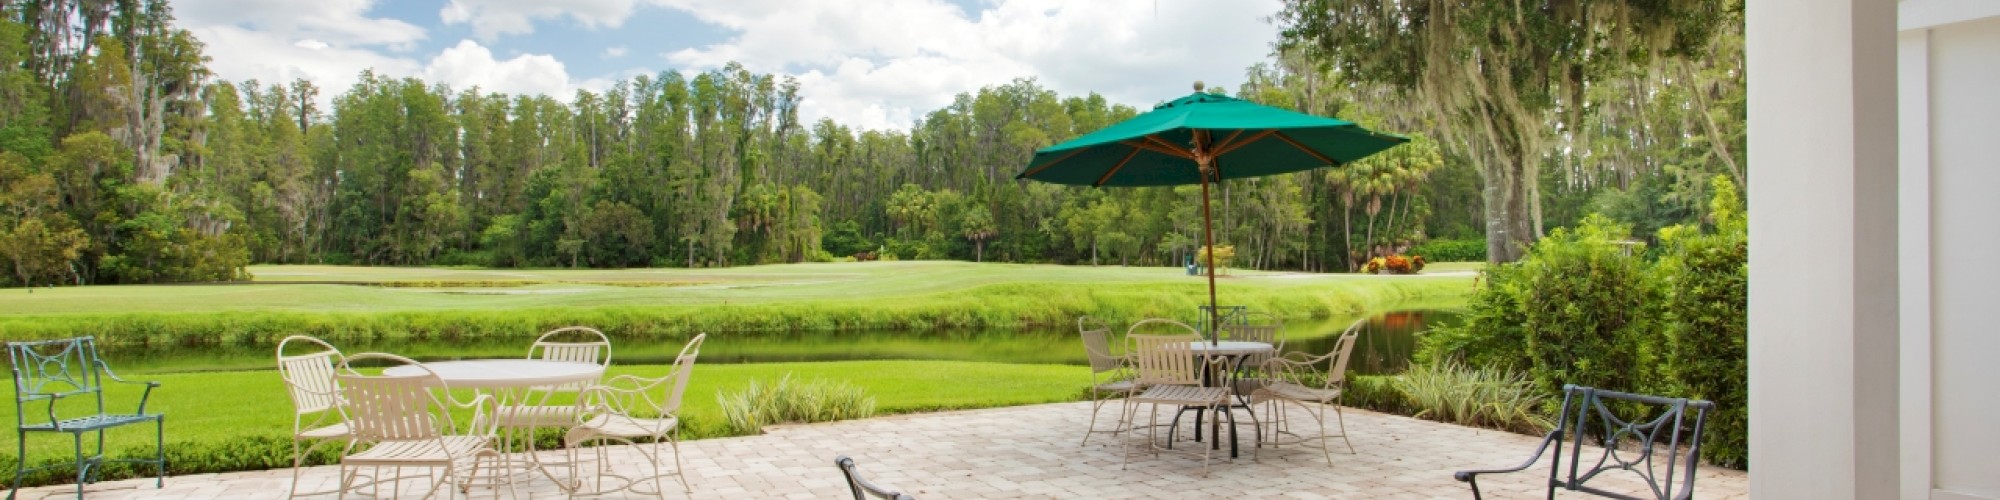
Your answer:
[654,333,706,416]
[1320,320,1364,387]
[277,335,345,415]
[1548,385,1714,500]
[529,326,612,392]
[7,337,107,424]
[1076,316,1121,374]
[1224,312,1284,367]
[1126,319,1203,387]
[835,455,917,500]
[335,353,447,442]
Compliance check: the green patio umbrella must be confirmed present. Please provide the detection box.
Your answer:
[1015,83,1407,344]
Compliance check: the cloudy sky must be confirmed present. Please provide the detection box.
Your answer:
[174,0,1284,131]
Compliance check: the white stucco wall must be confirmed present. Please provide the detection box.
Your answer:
[1902,11,2000,500]
[1748,0,1901,497]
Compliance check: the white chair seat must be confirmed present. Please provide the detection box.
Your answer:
[344,436,492,465]
[570,414,679,440]
[1094,379,1144,393]
[1252,381,1341,404]
[299,422,350,440]
[1131,385,1231,405]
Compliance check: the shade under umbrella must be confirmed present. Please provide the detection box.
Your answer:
[1016,86,1407,344]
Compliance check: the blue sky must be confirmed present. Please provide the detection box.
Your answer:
[175,0,1283,130]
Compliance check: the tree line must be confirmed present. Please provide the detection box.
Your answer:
[0,0,1743,287]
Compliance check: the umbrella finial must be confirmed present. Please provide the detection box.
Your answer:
[1193,80,1206,92]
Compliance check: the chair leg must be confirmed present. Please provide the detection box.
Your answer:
[1313,402,1332,466]
[671,429,691,493]
[1333,404,1354,454]
[10,430,26,500]
[155,417,166,488]
[74,432,85,498]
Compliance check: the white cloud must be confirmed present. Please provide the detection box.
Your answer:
[423,40,588,98]
[603,46,629,59]
[656,0,1283,130]
[440,0,640,40]
[176,0,426,49]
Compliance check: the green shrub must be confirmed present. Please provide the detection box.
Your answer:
[1416,263,1529,369]
[1409,238,1487,262]
[1512,215,1656,400]
[1394,360,1553,434]
[1653,176,1748,468]
[716,374,877,435]
[1343,374,1407,414]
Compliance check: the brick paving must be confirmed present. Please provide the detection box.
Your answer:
[6,402,1746,499]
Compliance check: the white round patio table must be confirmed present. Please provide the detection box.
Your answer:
[1186,341,1274,356]
[383,359,604,389]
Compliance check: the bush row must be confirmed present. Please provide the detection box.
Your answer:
[1408,238,1487,263]
[1417,177,1748,468]
[0,279,1472,347]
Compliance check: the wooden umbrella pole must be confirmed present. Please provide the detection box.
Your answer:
[1196,130,1220,346]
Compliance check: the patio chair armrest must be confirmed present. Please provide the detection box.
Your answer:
[602,373,671,391]
[1453,429,1563,483]
[454,393,500,435]
[98,360,161,413]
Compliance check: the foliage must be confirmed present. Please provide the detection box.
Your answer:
[1407,239,1485,263]
[1651,176,1748,467]
[1194,245,1235,273]
[716,373,876,435]
[1511,215,1656,400]
[1278,0,1733,263]
[1416,263,1529,370]
[1394,360,1553,435]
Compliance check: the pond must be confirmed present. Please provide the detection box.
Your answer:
[89,308,1462,376]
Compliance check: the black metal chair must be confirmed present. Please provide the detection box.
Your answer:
[7,336,166,499]
[1454,384,1713,500]
[835,455,916,500]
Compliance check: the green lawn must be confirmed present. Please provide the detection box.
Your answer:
[0,261,1477,315]
[1,360,1087,485]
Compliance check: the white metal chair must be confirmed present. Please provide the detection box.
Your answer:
[1251,319,1363,465]
[1223,312,1285,396]
[334,353,506,499]
[277,335,353,498]
[494,327,611,450]
[563,333,706,497]
[1120,319,1233,476]
[1078,316,1142,446]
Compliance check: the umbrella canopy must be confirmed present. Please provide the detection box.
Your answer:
[1018,91,1407,187]
[1016,88,1406,343]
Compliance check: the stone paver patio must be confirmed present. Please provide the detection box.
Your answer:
[8,401,1746,498]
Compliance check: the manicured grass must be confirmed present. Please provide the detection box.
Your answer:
[0,360,1087,487]
[0,262,1475,346]
[1419,261,1486,273]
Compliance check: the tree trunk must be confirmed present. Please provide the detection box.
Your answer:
[1481,157,1537,264]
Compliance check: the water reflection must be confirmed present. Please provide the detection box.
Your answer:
[83,309,1459,375]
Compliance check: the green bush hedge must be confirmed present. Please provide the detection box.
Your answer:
[1409,238,1487,263]
[1416,178,1747,468]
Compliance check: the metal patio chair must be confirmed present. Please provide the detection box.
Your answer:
[1250,319,1362,465]
[276,335,353,498]
[1121,319,1234,476]
[493,326,611,451]
[334,352,507,499]
[6,336,165,500]
[1077,316,1143,446]
[834,455,916,500]
[1454,385,1714,500]
[563,333,705,497]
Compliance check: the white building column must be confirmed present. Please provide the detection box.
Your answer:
[1746,0,1899,498]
